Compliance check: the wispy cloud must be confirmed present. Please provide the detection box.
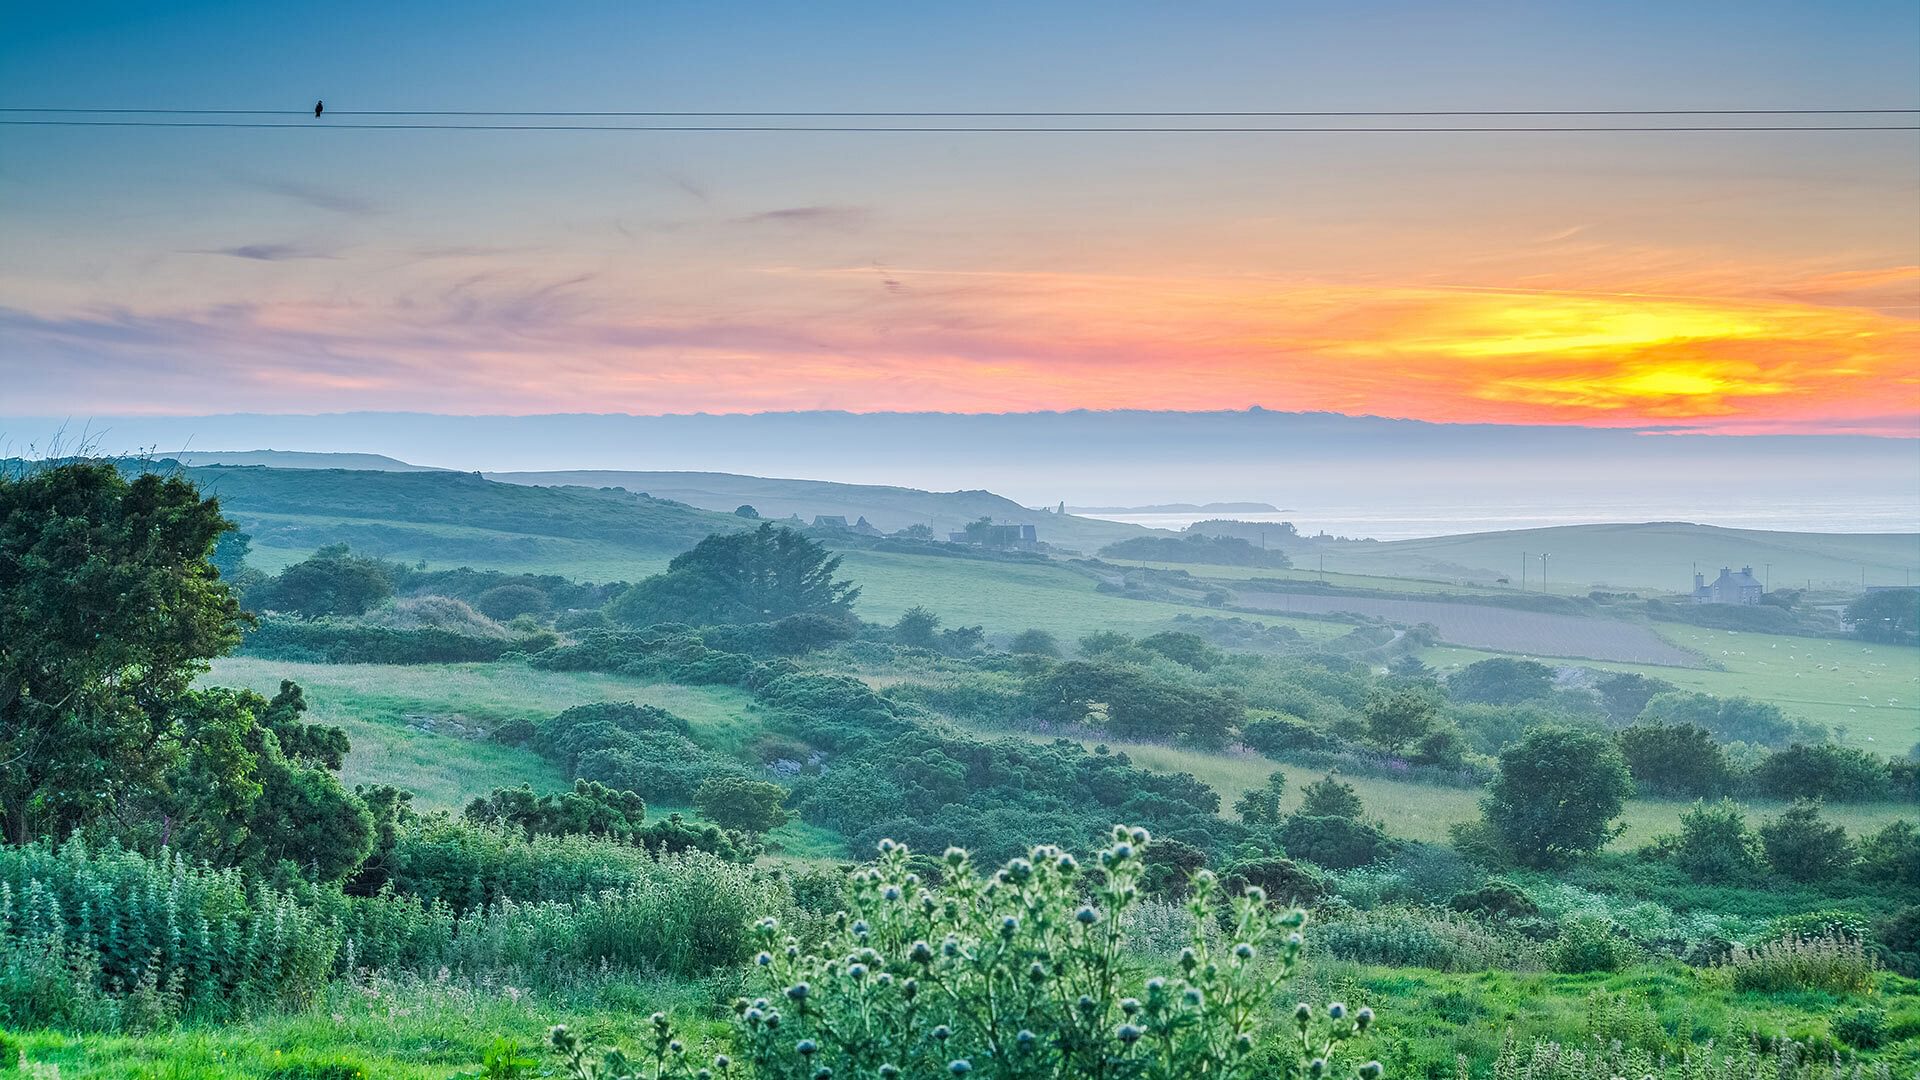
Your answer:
[243,177,381,216]
[190,243,338,262]
[735,205,871,230]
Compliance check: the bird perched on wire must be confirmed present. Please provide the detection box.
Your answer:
[313,100,324,118]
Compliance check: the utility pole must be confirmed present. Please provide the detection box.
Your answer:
[1764,563,1772,591]
[1539,552,1550,592]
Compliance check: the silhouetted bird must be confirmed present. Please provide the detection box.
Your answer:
[314,100,324,118]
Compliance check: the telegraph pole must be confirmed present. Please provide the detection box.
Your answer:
[1540,552,1550,592]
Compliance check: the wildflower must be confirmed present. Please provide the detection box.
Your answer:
[1117,1024,1144,1045]
[1328,1002,1347,1020]
[949,1061,972,1075]
[1359,1063,1385,1080]
[796,1039,819,1057]
[1356,1007,1374,1031]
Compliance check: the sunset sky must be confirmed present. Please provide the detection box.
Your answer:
[3,1,1917,435]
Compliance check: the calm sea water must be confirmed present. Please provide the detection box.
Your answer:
[1082,498,1920,542]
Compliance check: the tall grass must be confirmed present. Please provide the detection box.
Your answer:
[1488,1033,1894,1080]
[0,839,787,1032]
[1715,933,1876,994]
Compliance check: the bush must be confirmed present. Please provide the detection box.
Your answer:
[475,583,549,622]
[1759,801,1855,882]
[1448,880,1538,920]
[1298,774,1365,820]
[1858,818,1920,886]
[242,617,553,664]
[549,828,1383,1080]
[694,776,793,834]
[1482,727,1634,868]
[1831,1007,1886,1050]
[1220,856,1330,905]
[1752,743,1892,803]
[1668,799,1763,883]
[1552,914,1632,974]
[1280,815,1392,870]
[1616,724,1732,797]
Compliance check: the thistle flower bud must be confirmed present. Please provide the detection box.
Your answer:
[1359,1062,1384,1080]
[1328,1002,1347,1020]
[1116,1024,1144,1044]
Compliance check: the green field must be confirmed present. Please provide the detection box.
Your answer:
[1419,626,1920,749]
[205,658,760,803]
[1313,522,1920,593]
[838,548,1344,640]
[974,725,1915,848]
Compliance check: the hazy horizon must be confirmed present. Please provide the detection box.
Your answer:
[9,408,1915,536]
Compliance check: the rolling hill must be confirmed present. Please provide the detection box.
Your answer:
[1261,522,1920,593]
[488,469,1157,552]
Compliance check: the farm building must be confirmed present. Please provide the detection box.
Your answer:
[1691,565,1763,605]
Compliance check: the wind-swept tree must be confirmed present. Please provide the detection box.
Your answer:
[607,524,860,627]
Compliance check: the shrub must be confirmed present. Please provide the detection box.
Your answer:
[1448,880,1538,919]
[1552,914,1632,973]
[1220,856,1330,905]
[549,828,1383,1080]
[1616,723,1732,797]
[1447,658,1554,705]
[1759,801,1854,882]
[475,583,549,622]
[1297,774,1365,820]
[1668,799,1763,883]
[1753,743,1892,802]
[1859,819,1920,886]
[367,595,510,638]
[1280,815,1392,870]
[1831,1007,1886,1049]
[694,776,793,834]
[1719,933,1874,993]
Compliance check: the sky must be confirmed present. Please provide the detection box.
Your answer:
[2,1,1918,435]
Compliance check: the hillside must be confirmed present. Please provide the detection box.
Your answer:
[1282,521,1920,593]
[489,469,1158,552]
[156,462,750,565]
[164,450,449,471]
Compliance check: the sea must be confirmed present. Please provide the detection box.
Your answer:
[1078,497,1920,542]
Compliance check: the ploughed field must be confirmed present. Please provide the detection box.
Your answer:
[1228,588,1703,666]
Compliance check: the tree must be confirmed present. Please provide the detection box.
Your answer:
[249,543,394,618]
[475,583,548,622]
[1847,588,1919,645]
[1616,723,1732,796]
[1027,661,1243,747]
[1760,800,1855,882]
[1362,687,1437,753]
[606,524,859,627]
[893,605,942,648]
[210,528,252,579]
[1447,658,1555,705]
[1639,691,1799,747]
[1593,672,1676,724]
[693,775,792,834]
[0,461,247,845]
[734,504,760,519]
[1385,655,1432,680]
[1008,629,1061,658]
[1857,819,1920,887]
[1668,799,1763,883]
[1753,743,1892,802]
[1297,774,1364,819]
[1232,772,1287,825]
[893,523,934,540]
[1279,815,1391,869]
[1482,727,1634,867]
[465,779,649,841]
[1077,631,1134,658]
[1138,631,1223,672]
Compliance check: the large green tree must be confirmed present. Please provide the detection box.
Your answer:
[607,524,859,627]
[1847,588,1919,645]
[1482,726,1635,867]
[0,461,246,844]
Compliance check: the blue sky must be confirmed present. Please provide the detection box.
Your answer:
[2,2,1916,429]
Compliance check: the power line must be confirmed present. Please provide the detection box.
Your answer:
[2,119,1913,133]
[2,106,1915,117]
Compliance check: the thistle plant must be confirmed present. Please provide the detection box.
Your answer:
[549,826,1379,1080]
